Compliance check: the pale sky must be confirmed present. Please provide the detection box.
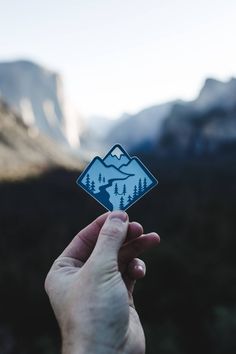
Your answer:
[0,0,236,119]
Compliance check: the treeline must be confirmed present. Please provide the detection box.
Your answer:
[117,177,149,209]
[0,155,236,354]
[83,173,106,192]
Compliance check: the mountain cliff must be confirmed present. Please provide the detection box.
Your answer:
[105,78,236,155]
[0,100,81,180]
[157,78,236,156]
[0,60,80,146]
[194,77,236,112]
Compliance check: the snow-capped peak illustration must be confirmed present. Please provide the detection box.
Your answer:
[110,146,124,159]
[103,144,130,169]
[76,144,158,211]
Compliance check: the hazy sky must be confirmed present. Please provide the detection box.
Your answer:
[0,0,236,118]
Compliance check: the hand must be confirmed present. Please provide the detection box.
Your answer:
[45,211,160,354]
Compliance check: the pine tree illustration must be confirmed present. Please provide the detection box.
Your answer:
[143,177,147,191]
[119,196,124,210]
[133,185,137,199]
[98,173,102,183]
[103,177,105,183]
[90,180,95,193]
[85,174,90,190]
[127,195,132,204]
[138,178,142,195]
[123,184,127,195]
[114,183,118,195]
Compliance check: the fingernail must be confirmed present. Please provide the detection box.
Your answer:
[135,265,146,275]
[109,211,128,222]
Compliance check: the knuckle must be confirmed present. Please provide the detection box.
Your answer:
[44,269,55,294]
[44,272,51,294]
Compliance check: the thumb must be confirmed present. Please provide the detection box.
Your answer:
[92,211,129,262]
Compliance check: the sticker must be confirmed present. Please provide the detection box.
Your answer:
[76,144,158,211]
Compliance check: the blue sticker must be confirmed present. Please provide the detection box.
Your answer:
[76,144,158,211]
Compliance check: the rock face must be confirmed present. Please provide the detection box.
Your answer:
[0,100,81,180]
[157,78,236,156]
[194,78,236,112]
[0,60,76,145]
[105,78,236,155]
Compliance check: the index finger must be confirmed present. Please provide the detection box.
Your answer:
[59,213,144,264]
[60,212,110,262]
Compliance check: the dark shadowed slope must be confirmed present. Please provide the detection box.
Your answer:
[0,157,236,354]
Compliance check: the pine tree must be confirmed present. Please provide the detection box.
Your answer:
[114,183,118,195]
[85,174,90,190]
[119,196,124,210]
[90,180,95,193]
[133,185,137,199]
[98,173,102,183]
[138,178,142,195]
[123,184,127,195]
[127,195,132,204]
[143,177,147,191]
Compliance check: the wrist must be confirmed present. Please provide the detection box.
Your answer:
[60,318,128,354]
[62,339,122,354]
[62,334,124,354]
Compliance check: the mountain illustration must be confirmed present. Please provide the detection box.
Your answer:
[77,144,158,211]
[103,145,130,168]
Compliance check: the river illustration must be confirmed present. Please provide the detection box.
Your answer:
[95,175,133,211]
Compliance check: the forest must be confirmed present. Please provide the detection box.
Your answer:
[0,150,236,354]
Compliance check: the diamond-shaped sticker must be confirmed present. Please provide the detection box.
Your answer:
[76,144,158,211]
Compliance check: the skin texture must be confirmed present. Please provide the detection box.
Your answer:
[45,211,160,354]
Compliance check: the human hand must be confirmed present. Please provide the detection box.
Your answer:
[45,211,160,354]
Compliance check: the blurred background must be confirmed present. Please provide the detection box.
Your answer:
[0,1,236,353]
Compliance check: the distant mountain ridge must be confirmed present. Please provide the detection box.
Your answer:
[1,59,235,158]
[105,77,236,155]
[105,101,178,150]
[194,77,236,112]
[156,78,236,156]
[0,59,80,147]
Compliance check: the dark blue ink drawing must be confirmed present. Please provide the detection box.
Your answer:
[76,144,158,211]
